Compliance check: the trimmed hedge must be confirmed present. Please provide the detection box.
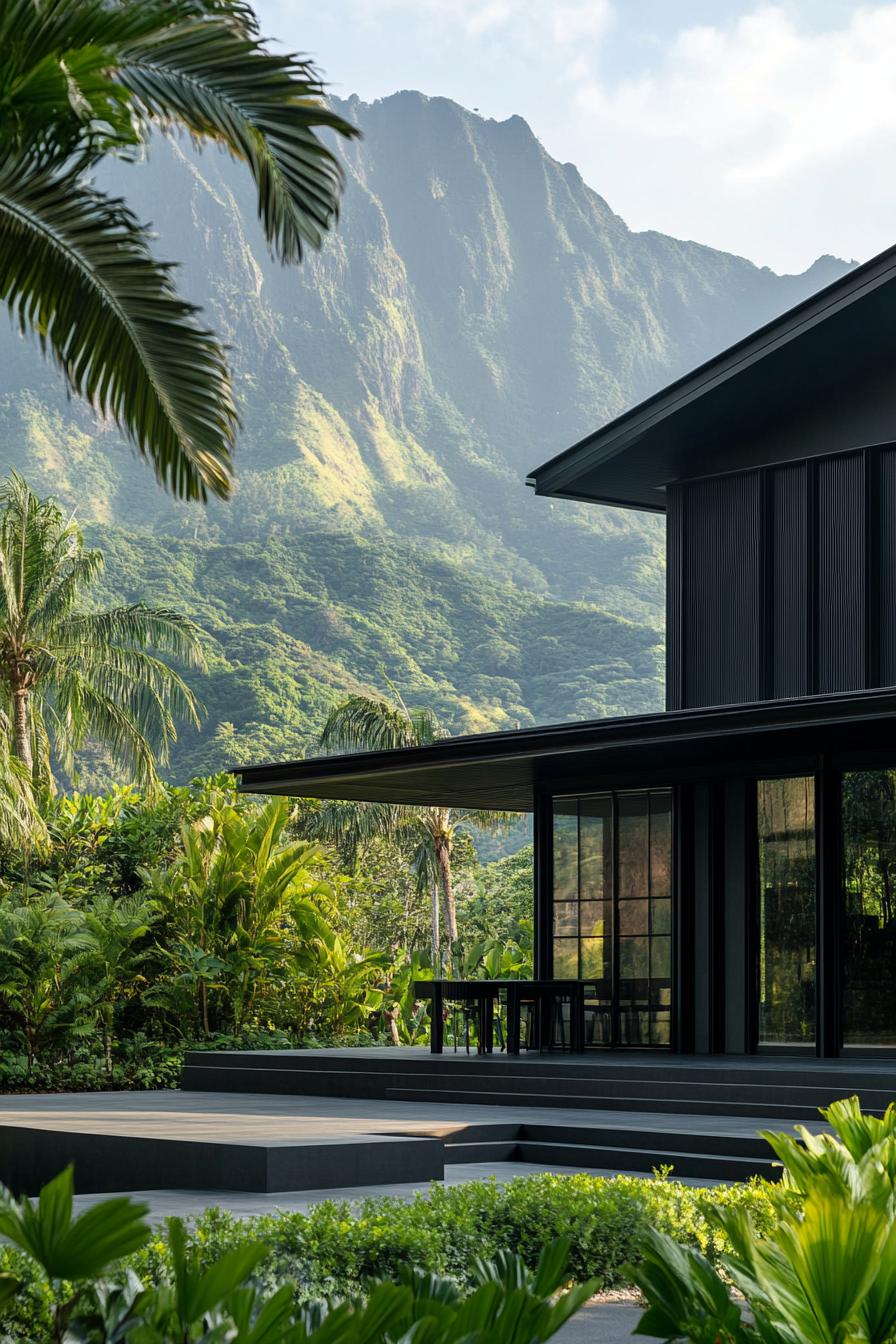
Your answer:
[0,1171,786,1340]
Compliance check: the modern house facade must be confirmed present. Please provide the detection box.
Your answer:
[238,245,896,1061]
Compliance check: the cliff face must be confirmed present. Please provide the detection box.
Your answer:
[0,91,851,779]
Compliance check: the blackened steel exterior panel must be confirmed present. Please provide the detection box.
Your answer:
[667,446,896,711]
[680,471,763,709]
[666,486,684,710]
[880,449,896,687]
[771,463,809,699]
[817,453,865,693]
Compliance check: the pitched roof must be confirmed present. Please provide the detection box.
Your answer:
[527,243,896,511]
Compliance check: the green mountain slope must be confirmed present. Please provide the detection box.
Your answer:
[0,91,851,782]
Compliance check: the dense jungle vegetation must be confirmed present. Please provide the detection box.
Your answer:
[0,774,532,1091]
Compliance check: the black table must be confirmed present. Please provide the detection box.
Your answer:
[413,979,588,1054]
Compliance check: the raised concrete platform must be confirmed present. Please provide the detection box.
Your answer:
[0,1086,823,1196]
[183,1046,896,1121]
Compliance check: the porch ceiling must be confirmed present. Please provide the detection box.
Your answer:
[234,689,896,810]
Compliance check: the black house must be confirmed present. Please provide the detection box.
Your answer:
[238,245,896,1060]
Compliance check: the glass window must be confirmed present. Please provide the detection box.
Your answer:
[580,937,609,980]
[551,789,672,1048]
[553,901,578,936]
[579,900,610,938]
[757,776,816,1046]
[618,899,649,936]
[552,803,578,903]
[618,794,649,900]
[842,770,896,1048]
[552,938,579,979]
[579,801,609,900]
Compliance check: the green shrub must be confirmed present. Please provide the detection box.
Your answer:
[0,1169,595,1344]
[0,1167,788,1339]
[128,1170,784,1307]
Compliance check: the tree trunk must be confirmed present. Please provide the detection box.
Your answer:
[434,834,457,946]
[101,1007,113,1076]
[430,880,441,976]
[12,686,32,773]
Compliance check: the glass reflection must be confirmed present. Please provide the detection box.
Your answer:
[757,776,816,1046]
[551,789,672,1047]
[842,770,896,1047]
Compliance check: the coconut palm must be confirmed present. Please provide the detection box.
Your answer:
[316,692,514,971]
[0,0,357,501]
[0,472,204,790]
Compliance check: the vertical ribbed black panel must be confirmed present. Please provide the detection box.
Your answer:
[771,463,809,698]
[683,472,763,708]
[880,449,896,688]
[666,486,684,710]
[816,453,865,693]
[665,445,893,709]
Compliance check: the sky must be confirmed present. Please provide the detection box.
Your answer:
[254,1,896,275]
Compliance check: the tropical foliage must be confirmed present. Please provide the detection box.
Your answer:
[313,690,514,970]
[632,1096,896,1343]
[0,1166,593,1344]
[0,773,530,1087]
[0,0,355,501]
[0,473,204,799]
[0,1164,788,1340]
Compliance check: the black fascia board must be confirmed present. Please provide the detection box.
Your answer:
[527,242,896,508]
[234,687,896,811]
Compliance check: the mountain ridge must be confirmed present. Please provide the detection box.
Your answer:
[0,89,853,783]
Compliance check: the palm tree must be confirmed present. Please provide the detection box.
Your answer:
[316,691,513,971]
[0,0,357,501]
[0,472,205,790]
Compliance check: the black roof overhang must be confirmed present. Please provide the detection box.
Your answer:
[527,244,896,511]
[235,690,896,811]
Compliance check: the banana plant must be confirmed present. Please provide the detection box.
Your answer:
[379,947,432,1046]
[631,1096,896,1344]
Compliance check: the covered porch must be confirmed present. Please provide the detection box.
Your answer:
[236,688,896,1061]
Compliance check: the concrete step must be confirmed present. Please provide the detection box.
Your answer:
[383,1084,865,1120]
[443,1140,521,1162]
[516,1140,777,1182]
[183,1063,892,1113]
[518,1124,770,1159]
[183,1050,896,1092]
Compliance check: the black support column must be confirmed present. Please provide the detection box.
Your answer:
[533,793,553,980]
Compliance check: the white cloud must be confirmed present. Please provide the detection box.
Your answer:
[255,0,896,271]
[577,5,896,185]
[558,3,896,269]
[464,1,514,37]
[550,1,614,46]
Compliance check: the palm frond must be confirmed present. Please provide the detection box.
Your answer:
[51,670,162,789]
[116,19,359,263]
[56,605,206,669]
[50,647,202,735]
[0,155,237,501]
[320,694,437,755]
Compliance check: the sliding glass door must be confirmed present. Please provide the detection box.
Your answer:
[551,789,673,1048]
[755,776,817,1047]
[842,770,896,1048]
